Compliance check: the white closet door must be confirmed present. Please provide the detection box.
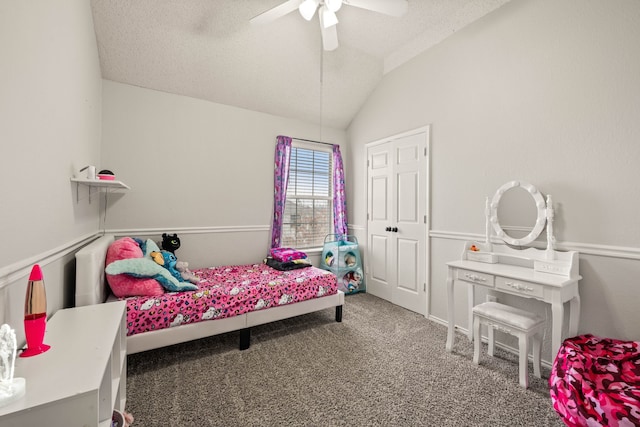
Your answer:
[391,133,426,313]
[367,143,394,302]
[367,129,428,315]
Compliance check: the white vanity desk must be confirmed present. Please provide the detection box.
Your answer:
[445,181,581,358]
[445,248,581,358]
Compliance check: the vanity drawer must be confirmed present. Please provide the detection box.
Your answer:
[495,276,544,298]
[457,269,494,287]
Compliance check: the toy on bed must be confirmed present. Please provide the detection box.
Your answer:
[150,250,190,283]
[104,237,197,296]
[161,233,181,254]
[175,261,200,284]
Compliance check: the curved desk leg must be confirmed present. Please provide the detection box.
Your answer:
[551,293,580,358]
[568,294,581,338]
[446,266,455,352]
[551,300,565,359]
[467,283,475,341]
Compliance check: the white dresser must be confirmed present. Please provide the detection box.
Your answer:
[0,301,127,427]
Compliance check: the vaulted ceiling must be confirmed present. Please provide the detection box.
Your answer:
[91,0,510,129]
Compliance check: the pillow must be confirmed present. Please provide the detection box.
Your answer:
[105,237,165,297]
[105,257,197,293]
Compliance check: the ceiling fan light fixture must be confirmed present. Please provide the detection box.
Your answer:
[299,0,319,21]
[320,5,339,28]
[325,0,343,13]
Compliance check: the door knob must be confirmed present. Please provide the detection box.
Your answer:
[392,227,398,233]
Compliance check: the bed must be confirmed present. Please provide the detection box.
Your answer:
[75,234,344,354]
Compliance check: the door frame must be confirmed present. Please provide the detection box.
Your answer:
[364,125,431,317]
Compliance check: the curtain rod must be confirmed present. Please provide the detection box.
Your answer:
[292,137,334,147]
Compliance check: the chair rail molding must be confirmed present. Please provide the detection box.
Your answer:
[107,225,270,236]
[430,230,640,261]
[0,232,99,289]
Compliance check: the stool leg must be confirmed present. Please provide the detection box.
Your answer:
[518,333,529,388]
[473,316,481,365]
[488,325,495,357]
[533,333,542,379]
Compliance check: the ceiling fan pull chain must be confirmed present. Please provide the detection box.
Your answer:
[319,42,324,142]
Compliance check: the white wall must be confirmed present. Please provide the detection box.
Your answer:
[0,0,102,343]
[100,80,347,267]
[347,0,640,360]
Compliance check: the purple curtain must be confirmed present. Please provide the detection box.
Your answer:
[270,135,292,249]
[333,145,348,238]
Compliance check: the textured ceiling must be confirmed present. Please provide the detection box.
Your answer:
[91,0,510,129]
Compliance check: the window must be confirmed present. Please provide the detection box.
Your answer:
[281,144,332,248]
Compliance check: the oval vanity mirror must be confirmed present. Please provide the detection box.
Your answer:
[489,181,546,246]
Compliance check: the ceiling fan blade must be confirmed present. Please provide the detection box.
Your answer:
[319,19,339,51]
[342,0,408,17]
[250,0,304,25]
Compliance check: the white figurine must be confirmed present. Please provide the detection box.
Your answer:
[0,324,26,407]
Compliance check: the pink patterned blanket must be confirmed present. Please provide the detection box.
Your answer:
[270,247,308,262]
[121,263,337,337]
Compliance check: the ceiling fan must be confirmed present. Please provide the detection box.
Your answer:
[250,0,409,51]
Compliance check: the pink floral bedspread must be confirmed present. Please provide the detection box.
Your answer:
[122,263,337,337]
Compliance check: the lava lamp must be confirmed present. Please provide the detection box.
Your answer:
[19,264,50,357]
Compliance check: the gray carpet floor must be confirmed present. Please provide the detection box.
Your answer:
[126,293,564,426]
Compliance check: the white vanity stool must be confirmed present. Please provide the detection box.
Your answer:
[472,301,545,388]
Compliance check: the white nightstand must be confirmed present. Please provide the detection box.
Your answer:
[0,301,127,427]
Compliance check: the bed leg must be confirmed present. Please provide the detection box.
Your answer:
[239,328,250,350]
[335,305,343,322]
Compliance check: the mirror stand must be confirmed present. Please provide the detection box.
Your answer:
[484,197,492,251]
[463,181,572,275]
[545,195,556,260]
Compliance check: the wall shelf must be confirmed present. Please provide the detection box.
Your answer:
[70,178,130,203]
[71,177,130,189]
